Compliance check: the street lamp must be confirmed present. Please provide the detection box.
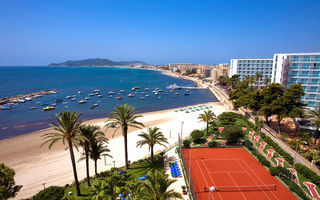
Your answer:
[41,182,46,190]
[112,160,116,168]
[209,186,215,200]
[103,155,107,166]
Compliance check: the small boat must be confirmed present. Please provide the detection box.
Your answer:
[66,96,71,99]
[84,97,90,100]
[170,89,175,92]
[51,103,56,106]
[158,89,163,92]
[29,107,37,110]
[140,97,144,100]
[94,89,100,93]
[155,92,158,95]
[186,90,189,92]
[71,98,76,101]
[77,91,82,94]
[128,93,135,97]
[97,100,101,103]
[0,105,11,110]
[12,99,25,103]
[108,91,115,95]
[72,95,77,97]
[25,97,33,101]
[36,101,41,104]
[158,96,161,99]
[43,106,55,111]
[98,95,103,98]
[116,96,123,100]
[55,99,63,103]
[119,90,125,93]
[134,86,140,90]
[167,84,181,90]
[184,92,191,95]
[78,100,87,104]
[145,88,150,91]
[90,104,98,109]
[42,103,49,106]
[108,95,112,98]
[88,93,95,96]
[146,94,149,97]
[64,106,69,108]
[174,93,179,95]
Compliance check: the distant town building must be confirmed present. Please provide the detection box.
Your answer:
[272,53,320,107]
[230,59,273,86]
[202,68,212,78]
[211,66,230,82]
[169,63,196,73]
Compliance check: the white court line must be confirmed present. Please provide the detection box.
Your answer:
[209,170,247,174]
[238,159,279,200]
[196,160,217,200]
[227,171,247,200]
[201,160,224,200]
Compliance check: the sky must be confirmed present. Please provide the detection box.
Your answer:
[0,0,320,66]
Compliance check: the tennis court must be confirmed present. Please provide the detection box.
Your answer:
[182,148,297,200]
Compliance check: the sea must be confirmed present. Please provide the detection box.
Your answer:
[0,66,217,139]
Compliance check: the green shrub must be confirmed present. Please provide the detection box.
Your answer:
[191,129,204,143]
[264,136,294,165]
[31,186,65,200]
[183,140,191,148]
[269,167,278,176]
[256,153,271,167]
[243,140,254,151]
[208,141,221,148]
[280,176,310,200]
[221,125,244,144]
[269,167,292,179]
[295,163,320,185]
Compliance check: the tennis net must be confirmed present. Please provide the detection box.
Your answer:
[212,184,277,192]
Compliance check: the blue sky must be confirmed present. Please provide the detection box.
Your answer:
[0,0,319,66]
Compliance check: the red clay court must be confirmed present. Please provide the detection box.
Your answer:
[182,148,297,200]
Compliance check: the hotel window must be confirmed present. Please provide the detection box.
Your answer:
[290,71,298,76]
[303,56,311,61]
[310,79,319,85]
[308,87,317,92]
[300,79,308,84]
[312,71,320,77]
[308,102,315,107]
[301,64,309,69]
[315,56,320,61]
[290,63,299,69]
[300,71,309,77]
[293,56,300,61]
[290,78,297,84]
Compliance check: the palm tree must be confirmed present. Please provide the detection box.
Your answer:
[41,111,82,196]
[106,104,144,169]
[198,110,217,136]
[263,77,271,87]
[87,137,112,176]
[137,170,182,200]
[255,73,263,90]
[136,127,168,162]
[306,106,320,149]
[78,125,106,186]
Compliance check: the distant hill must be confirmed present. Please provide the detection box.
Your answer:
[48,58,146,67]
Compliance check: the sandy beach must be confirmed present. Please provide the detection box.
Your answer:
[0,100,230,199]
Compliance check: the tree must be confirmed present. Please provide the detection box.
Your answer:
[272,84,305,133]
[218,76,229,87]
[90,171,126,200]
[0,163,22,199]
[254,116,264,134]
[106,104,144,169]
[89,138,112,176]
[191,129,204,143]
[221,125,244,144]
[258,83,285,126]
[255,73,263,90]
[32,186,64,200]
[198,110,217,136]
[263,77,271,87]
[306,106,320,149]
[41,111,82,196]
[136,127,168,162]
[78,125,106,186]
[137,170,182,200]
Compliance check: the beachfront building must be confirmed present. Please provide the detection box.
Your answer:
[230,58,273,86]
[168,63,196,73]
[211,65,230,82]
[272,53,320,107]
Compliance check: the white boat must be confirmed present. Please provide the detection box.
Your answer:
[119,90,125,93]
[128,93,135,97]
[146,94,149,97]
[77,91,82,94]
[94,89,100,93]
[25,97,32,101]
[88,93,95,96]
[108,95,112,98]
[71,98,76,101]
[66,96,71,99]
[78,100,87,104]
[84,97,90,100]
[155,92,158,95]
[108,91,115,95]
[145,88,150,91]
[72,95,77,97]
[140,97,144,100]
[98,95,103,98]
[167,84,181,89]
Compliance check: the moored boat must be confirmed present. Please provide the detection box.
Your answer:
[128,93,135,97]
[116,96,123,100]
[78,100,87,104]
[43,106,55,111]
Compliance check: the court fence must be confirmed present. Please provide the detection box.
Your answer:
[180,148,198,200]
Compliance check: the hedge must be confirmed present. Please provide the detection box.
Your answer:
[269,167,293,179]
[279,176,310,200]
[256,153,271,167]
[264,136,294,165]
[294,163,320,186]
[183,140,191,148]
[31,186,65,200]
[208,141,221,148]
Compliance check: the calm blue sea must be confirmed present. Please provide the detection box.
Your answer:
[0,66,217,139]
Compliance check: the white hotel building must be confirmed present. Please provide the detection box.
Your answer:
[230,52,320,107]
